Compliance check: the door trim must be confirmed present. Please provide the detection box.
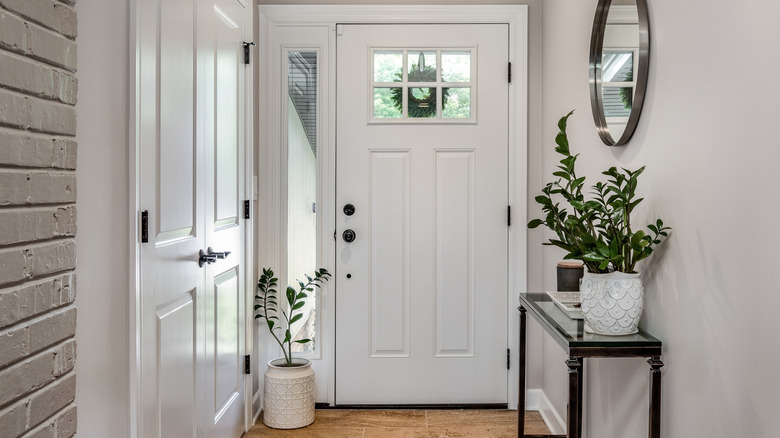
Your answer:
[128,0,256,435]
[257,4,528,409]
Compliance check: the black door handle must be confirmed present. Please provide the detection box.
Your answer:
[199,247,231,267]
[342,229,356,243]
[208,247,231,259]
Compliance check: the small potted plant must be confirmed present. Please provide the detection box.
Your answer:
[528,111,670,335]
[255,267,330,429]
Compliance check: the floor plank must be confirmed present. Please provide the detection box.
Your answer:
[244,409,552,437]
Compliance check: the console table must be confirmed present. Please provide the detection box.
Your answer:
[518,292,663,438]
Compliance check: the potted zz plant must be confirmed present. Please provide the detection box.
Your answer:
[255,267,330,429]
[528,111,670,335]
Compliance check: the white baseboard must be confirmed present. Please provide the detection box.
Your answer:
[525,388,542,410]
[525,389,566,435]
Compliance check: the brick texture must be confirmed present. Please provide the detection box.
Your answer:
[0,0,77,39]
[0,0,77,436]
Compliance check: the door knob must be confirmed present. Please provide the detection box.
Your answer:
[343,203,355,216]
[342,229,356,243]
[199,247,231,267]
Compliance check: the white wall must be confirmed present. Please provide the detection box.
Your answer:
[538,0,780,436]
[74,0,130,436]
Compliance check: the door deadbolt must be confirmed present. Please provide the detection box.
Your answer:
[342,229,356,243]
[343,203,355,216]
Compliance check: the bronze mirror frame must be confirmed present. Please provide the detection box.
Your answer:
[589,0,650,146]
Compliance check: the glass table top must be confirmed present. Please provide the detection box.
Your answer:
[519,292,661,353]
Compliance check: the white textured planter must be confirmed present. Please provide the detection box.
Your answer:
[580,271,644,336]
[263,358,315,429]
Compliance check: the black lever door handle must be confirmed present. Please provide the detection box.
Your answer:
[208,247,231,259]
[199,247,231,267]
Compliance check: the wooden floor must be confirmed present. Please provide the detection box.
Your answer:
[244,409,553,437]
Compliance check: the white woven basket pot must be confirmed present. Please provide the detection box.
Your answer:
[263,358,315,429]
[580,271,644,336]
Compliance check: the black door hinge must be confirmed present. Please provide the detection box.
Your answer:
[508,62,512,84]
[507,205,512,227]
[507,348,511,370]
[243,42,256,65]
[244,200,250,219]
[245,355,251,374]
[141,210,149,243]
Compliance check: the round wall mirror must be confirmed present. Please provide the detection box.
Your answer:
[589,0,649,146]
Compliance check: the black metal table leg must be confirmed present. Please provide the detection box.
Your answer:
[648,357,664,438]
[576,357,583,435]
[566,357,582,438]
[518,306,527,437]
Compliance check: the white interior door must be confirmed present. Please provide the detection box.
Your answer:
[138,0,246,436]
[335,24,510,405]
[203,0,246,436]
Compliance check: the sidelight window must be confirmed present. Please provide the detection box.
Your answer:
[286,50,319,353]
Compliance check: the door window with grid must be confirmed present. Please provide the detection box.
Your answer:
[371,49,475,122]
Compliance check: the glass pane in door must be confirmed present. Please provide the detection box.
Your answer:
[442,87,471,119]
[442,51,471,82]
[374,51,403,82]
[287,50,318,352]
[407,50,437,82]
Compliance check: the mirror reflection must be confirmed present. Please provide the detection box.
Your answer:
[590,0,648,146]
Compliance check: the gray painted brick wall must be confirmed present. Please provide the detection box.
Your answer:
[0,0,78,436]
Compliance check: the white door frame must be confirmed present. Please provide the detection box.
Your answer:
[257,4,528,408]
[127,0,256,435]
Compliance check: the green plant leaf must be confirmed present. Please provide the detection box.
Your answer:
[534,195,551,205]
[557,110,574,133]
[555,132,569,155]
[289,313,303,325]
[292,301,305,310]
[596,240,609,257]
[583,252,604,262]
[553,171,570,180]
[528,219,544,229]
[294,339,312,344]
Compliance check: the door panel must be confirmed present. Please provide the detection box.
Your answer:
[158,294,197,438]
[214,3,240,227]
[139,0,246,435]
[336,24,509,405]
[203,0,245,435]
[434,149,475,357]
[139,0,203,436]
[368,150,411,357]
[214,269,239,415]
[158,0,196,238]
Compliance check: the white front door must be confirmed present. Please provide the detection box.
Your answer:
[138,0,246,435]
[335,24,510,404]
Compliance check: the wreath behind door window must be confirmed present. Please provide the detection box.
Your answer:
[390,63,450,118]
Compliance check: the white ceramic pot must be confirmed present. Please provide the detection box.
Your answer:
[263,358,315,429]
[579,271,644,336]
